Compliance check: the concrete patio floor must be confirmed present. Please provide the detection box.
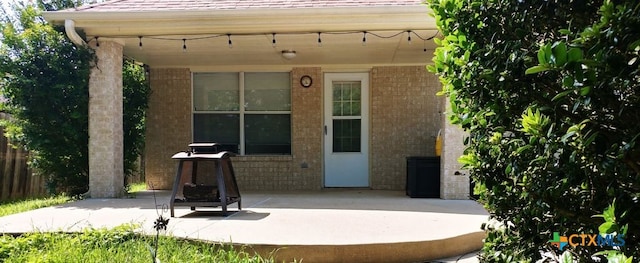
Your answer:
[0,189,488,263]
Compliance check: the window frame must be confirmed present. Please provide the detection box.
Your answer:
[191,71,292,155]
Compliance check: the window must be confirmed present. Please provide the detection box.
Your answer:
[193,72,291,155]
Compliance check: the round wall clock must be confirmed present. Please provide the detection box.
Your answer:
[300,75,313,88]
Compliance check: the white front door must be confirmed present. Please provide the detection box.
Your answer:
[324,73,369,187]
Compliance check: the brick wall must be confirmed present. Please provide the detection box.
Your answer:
[214,68,322,191]
[232,156,293,190]
[144,66,443,192]
[370,66,441,190]
[145,68,324,190]
[290,68,323,189]
[145,68,192,189]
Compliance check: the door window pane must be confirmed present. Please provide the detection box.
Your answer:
[245,114,291,155]
[333,119,361,152]
[193,113,240,153]
[244,72,291,111]
[193,73,239,111]
[332,81,361,116]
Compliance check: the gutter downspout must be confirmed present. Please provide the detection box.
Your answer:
[64,19,86,46]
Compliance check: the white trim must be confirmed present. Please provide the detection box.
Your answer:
[191,72,194,143]
[239,72,245,155]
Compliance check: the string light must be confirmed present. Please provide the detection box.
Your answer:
[423,40,427,52]
[272,33,277,48]
[89,30,438,52]
[362,31,368,46]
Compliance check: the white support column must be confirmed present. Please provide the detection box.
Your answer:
[440,97,470,199]
[88,39,124,198]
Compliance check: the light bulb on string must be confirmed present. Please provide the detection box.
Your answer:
[423,40,427,52]
[272,33,277,48]
[97,29,436,54]
[362,31,367,46]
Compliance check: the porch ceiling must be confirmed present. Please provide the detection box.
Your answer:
[44,6,439,68]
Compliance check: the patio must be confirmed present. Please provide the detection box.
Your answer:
[0,190,487,262]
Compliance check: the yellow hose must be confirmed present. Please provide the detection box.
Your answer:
[435,129,442,156]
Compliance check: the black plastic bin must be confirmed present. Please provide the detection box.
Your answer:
[406,156,440,198]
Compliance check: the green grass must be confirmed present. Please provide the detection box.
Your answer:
[0,224,278,263]
[127,182,147,193]
[0,195,72,217]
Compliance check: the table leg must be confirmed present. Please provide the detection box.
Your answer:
[216,160,228,216]
[170,160,185,218]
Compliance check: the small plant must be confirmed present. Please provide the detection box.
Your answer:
[147,182,169,263]
[124,182,147,198]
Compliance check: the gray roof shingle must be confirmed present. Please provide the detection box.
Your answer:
[72,0,424,12]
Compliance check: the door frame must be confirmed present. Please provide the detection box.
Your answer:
[323,72,370,187]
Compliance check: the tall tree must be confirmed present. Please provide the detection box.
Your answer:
[0,2,150,195]
[0,5,92,194]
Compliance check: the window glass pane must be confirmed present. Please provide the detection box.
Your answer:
[244,72,291,111]
[332,81,361,116]
[333,119,361,152]
[193,73,239,111]
[245,114,291,155]
[193,113,240,153]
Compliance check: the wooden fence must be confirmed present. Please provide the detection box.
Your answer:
[0,119,47,201]
[0,113,145,201]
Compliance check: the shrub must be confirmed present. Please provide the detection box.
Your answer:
[427,0,639,261]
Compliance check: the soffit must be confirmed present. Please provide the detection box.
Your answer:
[44,3,438,67]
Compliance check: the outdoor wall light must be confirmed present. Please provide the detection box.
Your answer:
[281,50,297,60]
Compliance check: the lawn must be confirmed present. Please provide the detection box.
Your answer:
[0,195,72,217]
[127,182,147,193]
[0,224,277,263]
[0,189,286,263]
[0,182,147,217]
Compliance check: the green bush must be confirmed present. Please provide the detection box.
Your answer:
[0,4,150,195]
[427,0,639,261]
[0,6,93,194]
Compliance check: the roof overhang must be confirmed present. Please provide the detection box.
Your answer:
[44,6,438,68]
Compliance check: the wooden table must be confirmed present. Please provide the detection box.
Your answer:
[169,151,241,217]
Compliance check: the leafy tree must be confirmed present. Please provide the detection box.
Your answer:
[427,0,639,261]
[0,3,150,195]
[123,60,150,179]
[0,6,92,194]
